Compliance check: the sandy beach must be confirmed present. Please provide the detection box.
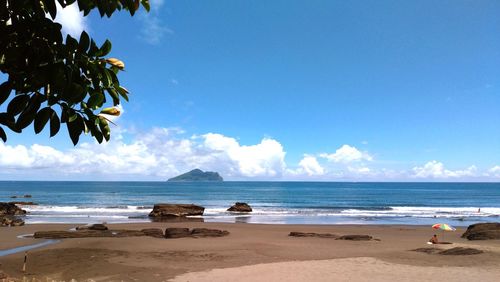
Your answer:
[0,222,499,281]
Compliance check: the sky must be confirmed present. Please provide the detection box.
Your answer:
[1,0,500,181]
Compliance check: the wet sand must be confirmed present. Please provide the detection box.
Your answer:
[1,222,499,281]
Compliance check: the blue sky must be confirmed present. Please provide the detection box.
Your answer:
[1,0,500,181]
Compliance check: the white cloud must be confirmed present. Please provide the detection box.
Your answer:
[138,0,173,45]
[412,161,477,179]
[0,131,495,181]
[0,129,286,180]
[294,155,325,176]
[348,166,371,174]
[487,166,500,177]
[53,2,87,38]
[320,145,372,163]
[202,133,286,178]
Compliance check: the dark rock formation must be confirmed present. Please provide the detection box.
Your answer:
[164,227,230,239]
[191,228,229,238]
[336,235,373,241]
[0,217,22,227]
[412,247,440,254]
[439,247,483,255]
[168,169,223,182]
[289,232,339,238]
[227,202,252,212]
[148,204,205,217]
[10,218,25,226]
[412,247,483,255]
[141,228,165,238]
[164,228,191,238]
[76,224,109,231]
[23,195,32,198]
[34,229,162,239]
[461,223,500,240]
[0,202,26,216]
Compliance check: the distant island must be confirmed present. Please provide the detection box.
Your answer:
[168,169,224,182]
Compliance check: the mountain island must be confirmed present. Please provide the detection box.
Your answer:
[167,169,223,182]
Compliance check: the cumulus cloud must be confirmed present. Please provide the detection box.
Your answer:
[1,130,494,181]
[320,145,372,163]
[138,0,173,45]
[53,2,87,38]
[486,166,500,177]
[202,133,286,178]
[412,161,477,179]
[0,129,286,180]
[293,155,325,176]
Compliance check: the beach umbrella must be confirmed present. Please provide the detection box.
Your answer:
[432,223,456,241]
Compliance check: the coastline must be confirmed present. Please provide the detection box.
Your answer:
[1,222,499,281]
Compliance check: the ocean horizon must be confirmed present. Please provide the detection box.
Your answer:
[1,181,499,226]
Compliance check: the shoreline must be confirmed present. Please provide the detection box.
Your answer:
[1,222,499,281]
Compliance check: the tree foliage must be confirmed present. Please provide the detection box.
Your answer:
[0,0,150,145]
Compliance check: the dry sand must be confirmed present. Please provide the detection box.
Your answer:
[0,222,499,281]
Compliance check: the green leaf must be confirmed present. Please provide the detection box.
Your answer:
[142,0,151,12]
[67,115,84,145]
[16,94,42,130]
[100,107,120,116]
[117,86,129,102]
[50,112,60,137]
[98,117,111,141]
[66,35,79,51]
[7,95,30,116]
[98,40,112,57]
[79,31,90,52]
[89,39,99,56]
[42,0,57,19]
[34,108,53,134]
[0,81,11,106]
[87,93,105,109]
[0,126,6,142]
[108,88,120,105]
[68,114,78,123]
[85,119,104,143]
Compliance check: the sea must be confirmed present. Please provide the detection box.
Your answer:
[1,181,499,226]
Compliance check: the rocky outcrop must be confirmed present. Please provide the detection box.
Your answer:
[461,223,500,240]
[34,229,162,239]
[148,204,205,217]
[1,217,25,227]
[76,224,108,231]
[165,228,191,238]
[165,227,230,239]
[141,228,165,238]
[0,202,26,216]
[412,247,483,255]
[289,232,339,238]
[439,247,483,255]
[191,228,229,238]
[336,235,373,241]
[227,202,252,212]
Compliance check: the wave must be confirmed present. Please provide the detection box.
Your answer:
[21,205,499,225]
[23,205,151,215]
[206,206,499,218]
